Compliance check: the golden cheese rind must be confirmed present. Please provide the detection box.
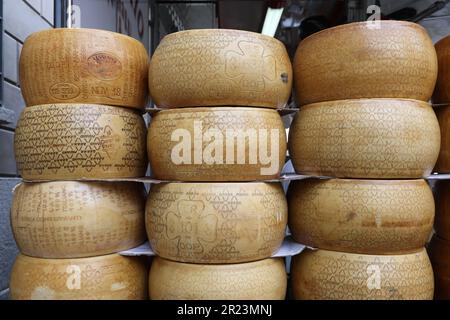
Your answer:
[289,99,440,179]
[294,21,437,105]
[146,182,287,263]
[10,254,148,300]
[433,36,450,104]
[291,248,434,300]
[148,107,287,181]
[288,179,434,254]
[149,29,292,109]
[11,181,147,258]
[14,104,148,180]
[149,257,287,300]
[20,28,149,109]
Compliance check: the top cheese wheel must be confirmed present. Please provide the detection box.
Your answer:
[20,28,149,109]
[294,21,437,105]
[434,36,450,104]
[149,29,293,109]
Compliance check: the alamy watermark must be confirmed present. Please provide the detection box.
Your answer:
[170,121,281,175]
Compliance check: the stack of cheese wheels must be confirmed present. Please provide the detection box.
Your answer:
[289,21,438,300]
[434,36,450,173]
[146,29,292,300]
[430,181,450,299]
[10,28,150,300]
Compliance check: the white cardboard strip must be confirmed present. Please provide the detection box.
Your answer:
[119,237,307,259]
[21,173,450,184]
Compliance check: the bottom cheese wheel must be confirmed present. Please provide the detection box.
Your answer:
[435,180,450,240]
[291,248,434,300]
[11,181,147,258]
[10,254,148,300]
[288,179,434,254]
[149,257,287,300]
[146,182,287,263]
[428,235,450,300]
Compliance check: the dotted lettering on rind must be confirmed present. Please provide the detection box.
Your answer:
[14,104,147,180]
[289,99,440,179]
[288,179,434,254]
[146,183,287,263]
[291,249,434,300]
[149,29,292,109]
[294,22,437,105]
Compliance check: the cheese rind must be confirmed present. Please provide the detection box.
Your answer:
[14,104,148,180]
[294,21,437,105]
[146,182,287,263]
[288,179,434,254]
[149,29,292,109]
[10,254,148,300]
[148,107,287,181]
[149,257,287,300]
[20,28,149,109]
[289,99,440,178]
[291,248,434,300]
[11,181,147,258]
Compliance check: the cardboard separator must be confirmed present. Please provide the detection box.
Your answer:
[20,173,450,185]
[119,237,310,259]
[145,107,299,117]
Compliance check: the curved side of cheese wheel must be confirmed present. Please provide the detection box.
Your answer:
[435,106,450,173]
[11,181,147,258]
[20,28,149,109]
[149,257,287,300]
[294,21,437,105]
[433,36,450,104]
[148,107,287,181]
[435,180,450,240]
[14,104,148,180]
[288,179,434,254]
[146,182,287,263]
[9,254,149,300]
[291,248,434,300]
[149,29,292,109]
[288,99,440,179]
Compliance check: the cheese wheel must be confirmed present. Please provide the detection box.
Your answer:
[291,248,434,300]
[435,106,450,173]
[148,107,287,181]
[149,29,292,109]
[20,28,149,109]
[288,179,434,254]
[294,21,437,105]
[11,181,146,258]
[146,182,287,263]
[428,235,450,300]
[149,257,286,300]
[289,99,440,179]
[15,104,147,180]
[10,254,148,300]
[436,180,450,240]
[434,36,450,104]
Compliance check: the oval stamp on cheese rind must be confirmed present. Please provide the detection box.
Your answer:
[87,52,123,80]
[49,83,80,100]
